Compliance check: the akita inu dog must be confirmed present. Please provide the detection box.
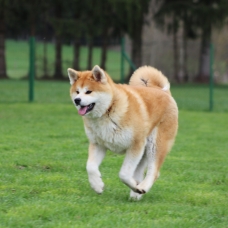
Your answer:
[68,65,178,200]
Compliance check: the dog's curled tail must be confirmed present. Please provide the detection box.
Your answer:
[129,66,170,93]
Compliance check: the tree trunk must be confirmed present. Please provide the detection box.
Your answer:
[177,21,188,83]
[0,0,7,79]
[126,21,143,80]
[30,15,36,36]
[177,22,184,83]
[54,35,63,79]
[131,31,142,69]
[183,24,188,82]
[196,27,211,82]
[87,37,93,70]
[42,9,48,78]
[173,29,179,83]
[43,40,48,77]
[130,23,143,80]
[53,2,63,79]
[100,28,108,70]
[73,38,80,70]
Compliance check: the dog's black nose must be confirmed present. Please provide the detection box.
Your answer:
[74,98,81,105]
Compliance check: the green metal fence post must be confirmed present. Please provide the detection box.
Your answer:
[209,43,214,111]
[123,52,136,71]
[121,37,125,83]
[29,36,35,102]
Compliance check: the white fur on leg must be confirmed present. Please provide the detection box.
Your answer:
[129,153,147,200]
[87,163,104,194]
[136,128,158,194]
[136,166,156,193]
[87,144,106,194]
[119,146,145,191]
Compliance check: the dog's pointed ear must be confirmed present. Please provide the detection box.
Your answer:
[92,65,107,84]
[68,68,79,85]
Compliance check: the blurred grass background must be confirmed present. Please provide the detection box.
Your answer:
[6,40,123,81]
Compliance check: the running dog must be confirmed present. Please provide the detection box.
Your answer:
[68,65,178,200]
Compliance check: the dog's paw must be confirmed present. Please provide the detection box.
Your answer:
[129,190,143,201]
[88,175,104,194]
[135,188,146,194]
[135,183,147,194]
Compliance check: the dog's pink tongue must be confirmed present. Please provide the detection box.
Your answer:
[78,106,87,116]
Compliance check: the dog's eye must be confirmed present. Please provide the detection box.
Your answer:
[76,91,79,94]
[86,91,92,94]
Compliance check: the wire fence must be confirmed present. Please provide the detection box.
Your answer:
[0,80,227,112]
[1,36,228,112]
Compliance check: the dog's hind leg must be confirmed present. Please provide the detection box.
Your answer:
[135,128,158,194]
[129,152,147,200]
[136,119,177,194]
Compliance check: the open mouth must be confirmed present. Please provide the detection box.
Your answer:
[78,103,95,116]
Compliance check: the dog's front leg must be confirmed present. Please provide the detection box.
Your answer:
[86,143,106,194]
[119,143,145,192]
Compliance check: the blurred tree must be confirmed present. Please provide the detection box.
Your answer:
[69,0,120,71]
[5,0,52,78]
[156,0,228,82]
[65,0,85,71]
[72,2,83,71]
[0,0,7,78]
[39,0,52,78]
[154,0,197,82]
[194,0,228,82]
[24,0,54,78]
[99,0,115,70]
[52,0,64,79]
[113,0,151,69]
[70,0,117,71]
[26,0,39,36]
[82,0,101,70]
[127,0,151,68]
[129,0,151,68]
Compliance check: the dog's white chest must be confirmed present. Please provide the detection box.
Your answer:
[84,118,132,153]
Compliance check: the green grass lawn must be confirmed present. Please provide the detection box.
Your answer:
[171,84,228,112]
[0,80,228,227]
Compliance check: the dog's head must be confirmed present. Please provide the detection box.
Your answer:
[68,65,113,118]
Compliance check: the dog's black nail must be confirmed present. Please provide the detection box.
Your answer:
[136,189,142,194]
[135,189,146,194]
